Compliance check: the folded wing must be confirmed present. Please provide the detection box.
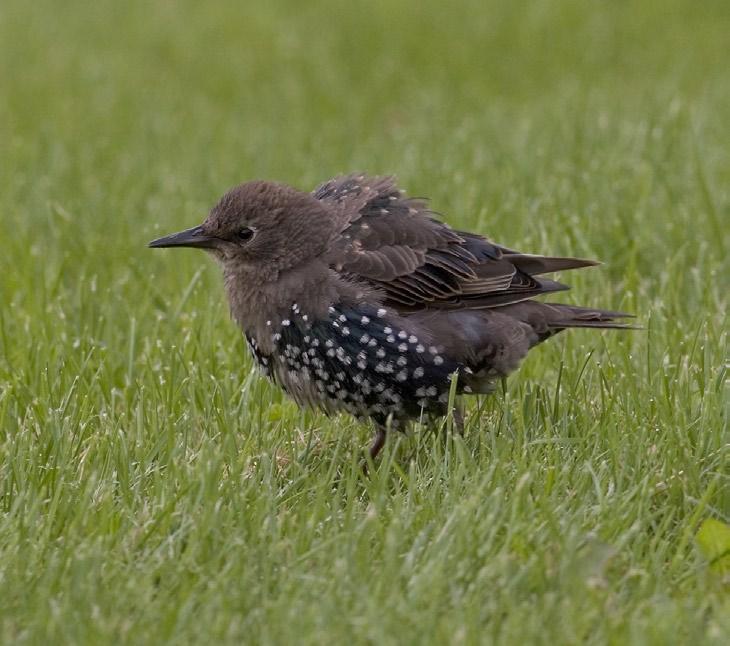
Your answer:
[314,173,600,311]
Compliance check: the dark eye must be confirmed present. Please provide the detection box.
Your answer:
[236,228,254,242]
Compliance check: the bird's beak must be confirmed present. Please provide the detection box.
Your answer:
[148,225,218,249]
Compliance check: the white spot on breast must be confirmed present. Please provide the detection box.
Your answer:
[433,355,444,365]
[377,308,386,317]
[386,335,395,343]
[416,344,425,353]
[397,343,407,352]
[413,367,424,378]
[396,370,407,381]
[282,319,290,326]
[376,348,386,358]
[409,335,418,344]
[383,327,392,334]
[361,316,370,325]
[398,330,407,339]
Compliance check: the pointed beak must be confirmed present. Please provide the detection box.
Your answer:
[148,225,218,249]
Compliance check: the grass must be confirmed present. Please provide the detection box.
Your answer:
[1,0,728,643]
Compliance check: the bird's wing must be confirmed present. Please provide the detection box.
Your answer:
[313,174,598,310]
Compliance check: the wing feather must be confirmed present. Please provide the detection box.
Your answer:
[314,174,598,311]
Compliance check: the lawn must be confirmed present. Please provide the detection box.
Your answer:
[1,0,728,643]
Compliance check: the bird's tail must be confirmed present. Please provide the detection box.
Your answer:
[543,304,638,330]
[498,301,638,348]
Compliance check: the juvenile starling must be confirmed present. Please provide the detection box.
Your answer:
[149,174,632,460]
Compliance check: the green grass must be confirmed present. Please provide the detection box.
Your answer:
[1,0,728,643]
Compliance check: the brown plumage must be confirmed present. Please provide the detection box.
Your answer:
[150,174,633,460]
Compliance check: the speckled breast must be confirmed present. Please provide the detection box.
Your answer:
[245,302,467,423]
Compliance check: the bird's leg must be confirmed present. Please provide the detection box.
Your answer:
[368,426,387,461]
[360,425,387,476]
[452,403,465,436]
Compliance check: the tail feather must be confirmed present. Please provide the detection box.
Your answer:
[498,301,638,347]
[545,304,638,330]
[550,320,638,330]
[502,252,601,276]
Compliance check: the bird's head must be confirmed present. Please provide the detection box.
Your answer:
[149,181,337,279]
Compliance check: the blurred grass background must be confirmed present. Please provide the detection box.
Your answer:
[0,0,728,643]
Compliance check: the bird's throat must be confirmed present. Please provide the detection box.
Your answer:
[222,259,337,352]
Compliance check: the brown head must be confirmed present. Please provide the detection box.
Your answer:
[149,180,352,341]
[149,180,339,280]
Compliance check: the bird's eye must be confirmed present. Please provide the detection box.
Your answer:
[236,228,254,243]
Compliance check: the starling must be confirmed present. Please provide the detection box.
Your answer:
[149,174,632,460]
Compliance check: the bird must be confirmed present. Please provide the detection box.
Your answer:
[149,173,633,461]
